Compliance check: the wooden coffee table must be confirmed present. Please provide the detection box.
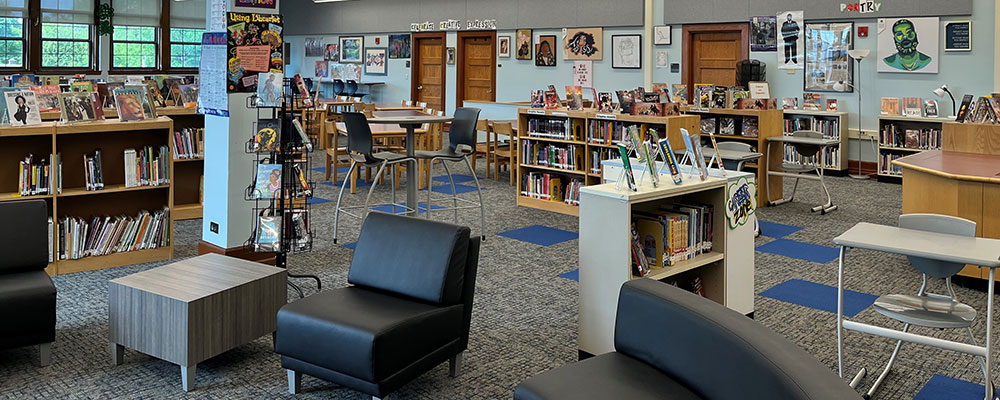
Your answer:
[108,253,287,391]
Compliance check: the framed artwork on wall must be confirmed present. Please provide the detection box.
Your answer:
[324,43,339,61]
[304,37,324,57]
[777,10,804,70]
[340,36,364,63]
[388,34,410,59]
[611,34,641,69]
[804,22,853,92]
[562,27,602,60]
[750,16,777,51]
[516,29,532,60]
[498,35,511,58]
[447,47,456,65]
[365,48,387,75]
[535,35,557,67]
[653,26,671,45]
[877,17,939,73]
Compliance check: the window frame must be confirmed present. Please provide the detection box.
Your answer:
[30,0,99,74]
[109,24,160,72]
[0,13,27,72]
[167,27,203,72]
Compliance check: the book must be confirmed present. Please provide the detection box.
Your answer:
[141,80,166,107]
[17,154,51,196]
[710,86,727,108]
[83,149,104,190]
[177,84,198,108]
[11,74,35,88]
[826,99,838,112]
[530,90,545,108]
[256,73,283,107]
[123,84,157,118]
[173,128,203,159]
[70,81,94,93]
[642,92,660,103]
[39,75,60,86]
[681,130,709,181]
[543,90,559,109]
[123,145,169,188]
[597,92,613,112]
[640,142,659,188]
[902,97,922,117]
[30,85,61,112]
[565,85,584,111]
[547,85,561,102]
[113,90,146,122]
[287,209,311,250]
[694,84,713,108]
[4,91,42,126]
[293,164,313,198]
[57,208,170,259]
[707,132,726,176]
[803,92,822,111]
[630,221,650,277]
[291,118,314,152]
[253,119,281,152]
[657,138,683,185]
[782,97,798,110]
[617,144,637,191]
[880,97,900,115]
[255,214,281,252]
[652,83,671,103]
[662,102,681,116]
[955,94,974,122]
[988,98,1000,123]
[700,117,716,135]
[292,74,313,107]
[718,117,736,135]
[253,163,282,199]
[631,102,662,116]
[671,84,688,104]
[924,100,939,117]
[730,90,749,109]
[91,92,105,120]
[742,117,759,137]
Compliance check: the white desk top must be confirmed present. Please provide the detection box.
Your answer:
[767,136,840,146]
[834,222,1000,268]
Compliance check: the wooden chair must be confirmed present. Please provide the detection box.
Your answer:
[472,119,492,178]
[491,122,516,184]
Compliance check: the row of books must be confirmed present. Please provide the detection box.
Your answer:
[520,172,564,203]
[8,74,197,107]
[783,116,840,139]
[83,150,105,191]
[124,146,170,188]
[782,146,840,169]
[253,209,311,252]
[587,120,629,145]
[701,116,759,138]
[520,140,584,171]
[879,124,942,150]
[879,97,938,118]
[17,154,56,196]
[563,179,584,206]
[57,208,170,260]
[633,202,715,270]
[525,118,579,141]
[878,153,905,176]
[956,95,1000,124]
[590,147,618,174]
[174,128,204,159]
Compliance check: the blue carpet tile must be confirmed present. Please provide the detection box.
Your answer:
[341,242,357,250]
[371,202,445,214]
[759,279,877,318]
[498,225,578,246]
[430,184,485,195]
[432,174,476,184]
[756,239,842,264]
[307,197,332,205]
[559,269,579,281]
[757,220,804,238]
[913,374,999,400]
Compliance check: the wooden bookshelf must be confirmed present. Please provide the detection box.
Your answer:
[515,108,699,216]
[0,117,175,275]
[782,109,849,172]
[683,108,784,205]
[166,108,205,220]
[876,115,952,181]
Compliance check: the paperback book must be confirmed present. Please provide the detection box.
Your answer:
[880,97,900,116]
[177,84,199,108]
[710,86,727,108]
[565,86,584,111]
[123,84,157,118]
[902,97,922,117]
[694,84,713,108]
[924,100,939,117]
[4,91,42,126]
[256,73,283,107]
[657,138,683,185]
[955,94,974,122]
[292,118,314,152]
[253,119,281,152]
[113,90,147,122]
[782,97,798,110]
[617,144,637,191]
[597,92,613,112]
[530,90,545,108]
[30,85,60,112]
[671,84,688,104]
[826,99,838,112]
[293,74,313,107]
[543,90,559,109]
[255,214,281,252]
[253,163,283,199]
[802,93,822,111]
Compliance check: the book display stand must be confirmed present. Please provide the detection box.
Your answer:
[244,78,320,298]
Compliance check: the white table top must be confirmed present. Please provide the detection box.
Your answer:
[676,147,762,161]
[834,222,1000,268]
[766,136,840,146]
[369,115,454,125]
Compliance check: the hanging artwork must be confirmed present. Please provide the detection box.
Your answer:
[750,16,777,51]
[655,51,668,68]
[804,22,853,92]
[340,36,364,63]
[611,34,641,69]
[562,27,602,60]
[329,63,344,80]
[516,29,532,60]
[226,12,283,93]
[325,43,339,61]
[388,34,410,59]
[777,11,804,70]
[304,37,324,57]
[446,47,456,65]
[653,26,671,45]
[535,35,556,67]
[877,17,939,73]
[498,35,511,58]
[315,60,328,78]
[343,63,362,81]
[365,48,387,75]
[573,61,592,87]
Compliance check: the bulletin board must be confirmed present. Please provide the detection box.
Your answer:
[227,12,284,93]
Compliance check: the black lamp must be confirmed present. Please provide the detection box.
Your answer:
[933,85,957,118]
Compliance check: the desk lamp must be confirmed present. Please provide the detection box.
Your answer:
[933,84,957,118]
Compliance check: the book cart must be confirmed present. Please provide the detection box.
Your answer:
[244,78,320,298]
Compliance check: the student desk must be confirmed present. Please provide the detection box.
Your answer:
[834,222,1000,400]
[764,135,840,213]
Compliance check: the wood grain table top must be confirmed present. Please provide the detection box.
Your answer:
[373,105,424,111]
[893,150,1000,183]
[334,122,427,136]
[373,110,429,117]
[109,253,285,302]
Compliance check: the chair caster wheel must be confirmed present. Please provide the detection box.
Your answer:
[481,235,486,241]
[333,238,338,244]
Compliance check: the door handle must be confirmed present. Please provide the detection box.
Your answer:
[417,86,423,90]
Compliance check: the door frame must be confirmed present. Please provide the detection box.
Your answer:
[410,32,448,109]
[681,23,750,101]
[455,30,497,107]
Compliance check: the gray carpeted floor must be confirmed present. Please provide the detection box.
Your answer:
[0,160,993,399]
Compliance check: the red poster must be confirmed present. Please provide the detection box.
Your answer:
[235,45,271,72]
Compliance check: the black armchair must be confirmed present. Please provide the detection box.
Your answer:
[514,279,860,400]
[0,199,56,366]
[276,212,480,398]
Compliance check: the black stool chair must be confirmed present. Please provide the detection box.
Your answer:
[333,79,346,97]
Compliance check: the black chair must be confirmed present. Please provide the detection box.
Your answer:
[415,107,486,239]
[346,80,365,100]
[514,279,861,400]
[0,199,56,366]
[333,79,346,97]
[276,212,481,399]
[333,112,415,243]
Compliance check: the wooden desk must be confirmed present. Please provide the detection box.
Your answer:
[373,104,423,111]
[332,122,429,193]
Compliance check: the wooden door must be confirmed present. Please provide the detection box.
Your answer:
[682,24,749,101]
[457,31,496,106]
[411,33,446,111]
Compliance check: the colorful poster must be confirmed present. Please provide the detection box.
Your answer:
[235,0,276,9]
[877,17,939,73]
[199,32,229,116]
[777,10,804,70]
[236,45,271,72]
[751,16,777,52]
[227,12,283,93]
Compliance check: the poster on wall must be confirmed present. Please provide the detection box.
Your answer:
[209,0,226,32]
[573,61,592,87]
[325,43,339,61]
[877,17,938,73]
[198,32,228,116]
[777,11,804,70]
[655,51,668,68]
[329,63,344,80]
[226,12,283,93]
[315,61,328,78]
[944,21,971,51]
[498,36,511,58]
[389,34,410,59]
[304,37,324,57]
[535,35,556,67]
[750,16,777,52]
[340,36,363,63]
[611,34,641,69]
[365,48,387,75]
[804,22,853,92]
[234,0,276,9]
[343,63,362,81]
[516,29,532,60]
[562,27,602,61]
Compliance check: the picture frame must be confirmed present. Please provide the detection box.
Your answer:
[498,35,511,58]
[339,36,364,63]
[446,47,456,65]
[562,27,602,60]
[535,35,557,67]
[876,17,939,74]
[653,26,671,45]
[388,34,411,59]
[365,48,387,75]
[749,81,770,99]
[944,20,972,52]
[611,34,641,69]
[304,37,324,57]
[804,22,854,92]
[515,29,532,60]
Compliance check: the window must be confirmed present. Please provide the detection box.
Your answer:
[168,0,205,70]
[40,0,94,69]
[0,0,25,68]
[111,0,159,69]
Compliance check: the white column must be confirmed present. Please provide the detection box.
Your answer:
[643,0,654,88]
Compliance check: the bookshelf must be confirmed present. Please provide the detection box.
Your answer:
[577,171,754,355]
[515,108,699,216]
[0,118,175,275]
[684,108,783,205]
[782,109,848,173]
[877,115,951,181]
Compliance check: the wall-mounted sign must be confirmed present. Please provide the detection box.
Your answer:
[467,19,497,30]
[439,19,461,31]
[944,20,971,51]
[234,0,276,9]
[840,1,880,13]
[726,177,757,230]
[410,19,498,32]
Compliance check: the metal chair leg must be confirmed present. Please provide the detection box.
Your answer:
[333,161,358,244]
[364,161,388,221]
[390,164,397,213]
[426,159,435,219]
[812,165,838,214]
[865,323,910,399]
[441,160,459,224]
[463,156,487,241]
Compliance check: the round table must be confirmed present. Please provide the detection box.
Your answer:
[368,114,454,215]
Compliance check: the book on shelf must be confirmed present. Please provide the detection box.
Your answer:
[123,145,170,188]
[630,221,650,277]
[285,209,311,251]
[174,128,204,159]
[651,83,671,103]
[543,90,559,109]
[729,90,749,109]
[782,97,798,110]
[527,117,581,141]
[253,119,281,152]
[39,75,59,86]
[878,152,905,176]
[177,84,199,108]
[29,85,60,112]
[742,117,759,138]
[597,92,613,112]
[695,84,713,108]
[58,207,171,260]
[122,84,158,119]
[11,74,35,88]
[924,100,939,117]
[802,92,822,111]
[520,139,583,171]
[657,138,683,185]
[879,123,941,150]
[700,117,716,135]
[631,102,662,116]
[141,80,166,107]
[17,154,51,196]
[521,172,564,202]
[671,84,687,104]
[564,178,584,205]
[47,217,53,263]
[291,118,314,152]
[83,150,104,191]
[880,97,900,115]
[902,97,922,117]
[4,90,42,126]
[530,90,545,108]
[69,81,93,93]
[565,86,584,111]
[783,144,839,169]
[617,144,638,191]
[292,74,312,108]
[826,99,838,112]
[718,117,736,135]
[955,94,974,122]
[114,90,146,122]
[292,164,313,198]
[254,213,282,252]
[59,92,99,123]
[253,163,282,199]
[633,201,714,270]
[710,86,727,108]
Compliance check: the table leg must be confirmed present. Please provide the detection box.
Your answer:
[986,268,995,400]
[406,126,417,216]
[182,364,196,392]
[837,245,846,378]
[111,342,124,366]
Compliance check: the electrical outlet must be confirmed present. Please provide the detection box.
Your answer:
[210,222,219,233]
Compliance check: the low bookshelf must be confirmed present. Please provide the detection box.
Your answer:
[683,108,783,205]
[516,108,698,216]
[782,109,848,173]
[0,118,175,275]
[877,115,951,181]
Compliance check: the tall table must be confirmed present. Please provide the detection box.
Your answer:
[368,114,454,215]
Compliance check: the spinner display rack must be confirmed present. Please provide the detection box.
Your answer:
[244,78,320,298]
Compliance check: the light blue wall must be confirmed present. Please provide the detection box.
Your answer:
[285,34,413,105]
